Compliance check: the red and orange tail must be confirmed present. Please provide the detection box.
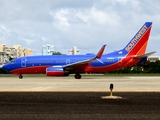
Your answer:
[122,22,152,56]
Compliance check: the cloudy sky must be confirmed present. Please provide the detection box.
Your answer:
[0,0,160,55]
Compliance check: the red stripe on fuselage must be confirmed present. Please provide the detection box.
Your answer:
[11,66,50,75]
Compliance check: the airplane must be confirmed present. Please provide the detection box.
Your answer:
[2,22,155,79]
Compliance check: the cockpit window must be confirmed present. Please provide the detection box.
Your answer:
[10,60,16,64]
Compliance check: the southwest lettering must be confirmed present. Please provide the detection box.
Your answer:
[125,25,148,52]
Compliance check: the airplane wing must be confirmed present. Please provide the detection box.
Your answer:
[63,45,106,70]
[133,51,156,59]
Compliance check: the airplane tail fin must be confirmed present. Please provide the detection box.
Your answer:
[122,22,152,56]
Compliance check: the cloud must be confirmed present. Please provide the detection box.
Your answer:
[89,6,119,25]
[0,25,10,36]
[51,9,70,31]
[0,0,159,55]
[20,38,35,45]
[50,5,120,32]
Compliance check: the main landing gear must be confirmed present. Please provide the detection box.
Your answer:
[74,73,81,79]
[19,74,23,79]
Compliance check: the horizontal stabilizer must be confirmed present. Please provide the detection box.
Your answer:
[133,51,156,59]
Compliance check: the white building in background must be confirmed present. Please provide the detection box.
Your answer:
[147,56,160,62]
[68,46,80,55]
[42,44,54,55]
[0,44,32,67]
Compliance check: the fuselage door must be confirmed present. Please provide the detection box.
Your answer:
[118,57,123,66]
[21,58,27,67]
[66,59,70,65]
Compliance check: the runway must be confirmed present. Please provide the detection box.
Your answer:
[0,75,160,91]
[0,76,160,119]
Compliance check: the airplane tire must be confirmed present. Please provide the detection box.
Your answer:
[19,75,23,79]
[74,74,81,79]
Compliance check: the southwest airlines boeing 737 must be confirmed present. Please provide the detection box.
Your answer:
[2,22,155,79]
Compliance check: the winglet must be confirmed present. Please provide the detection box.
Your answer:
[63,44,106,68]
[96,44,106,59]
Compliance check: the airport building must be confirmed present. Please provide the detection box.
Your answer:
[0,44,32,67]
[147,56,160,62]
[68,46,80,55]
[42,44,54,55]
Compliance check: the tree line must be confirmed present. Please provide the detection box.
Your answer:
[107,60,160,74]
[1,60,160,74]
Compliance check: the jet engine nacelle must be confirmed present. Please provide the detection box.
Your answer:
[46,66,69,76]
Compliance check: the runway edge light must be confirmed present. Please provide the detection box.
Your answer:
[110,83,114,96]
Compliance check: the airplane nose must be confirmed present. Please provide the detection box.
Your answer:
[2,64,9,71]
[2,64,6,69]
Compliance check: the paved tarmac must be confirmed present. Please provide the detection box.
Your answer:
[0,76,160,119]
[0,75,160,91]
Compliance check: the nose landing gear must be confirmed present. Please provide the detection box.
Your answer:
[19,74,23,79]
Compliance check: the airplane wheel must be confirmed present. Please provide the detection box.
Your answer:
[74,74,81,79]
[19,75,23,79]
